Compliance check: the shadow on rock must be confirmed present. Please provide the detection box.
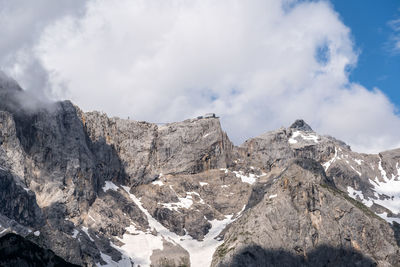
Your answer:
[0,233,80,267]
[391,221,400,247]
[219,244,377,267]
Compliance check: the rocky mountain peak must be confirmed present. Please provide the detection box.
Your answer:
[289,119,313,132]
[1,75,400,267]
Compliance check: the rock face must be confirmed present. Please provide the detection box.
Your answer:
[0,168,44,228]
[0,233,79,267]
[289,119,313,132]
[211,159,399,266]
[81,110,233,185]
[0,73,399,266]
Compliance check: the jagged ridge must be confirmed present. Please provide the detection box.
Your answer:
[0,74,399,266]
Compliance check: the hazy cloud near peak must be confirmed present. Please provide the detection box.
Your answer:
[0,0,86,98]
[1,0,400,153]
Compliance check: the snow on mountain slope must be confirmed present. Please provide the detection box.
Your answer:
[322,146,400,224]
[288,130,320,144]
[98,185,244,267]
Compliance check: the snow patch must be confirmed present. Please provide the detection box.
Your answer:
[346,161,400,218]
[203,133,211,138]
[89,214,96,222]
[347,186,373,207]
[34,231,40,236]
[162,193,194,211]
[378,160,389,182]
[152,180,164,186]
[269,194,277,199]
[72,229,79,238]
[354,159,363,165]
[233,171,257,185]
[288,136,298,144]
[199,182,208,186]
[369,176,400,214]
[350,166,361,176]
[120,186,240,267]
[111,225,163,267]
[377,212,400,224]
[102,181,119,193]
[98,252,121,267]
[364,162,400,214]
[323,147,338,171]
[288,131,319,144]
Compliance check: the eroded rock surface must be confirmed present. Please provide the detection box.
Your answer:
[0,73,399,266]
[211,159,399,266]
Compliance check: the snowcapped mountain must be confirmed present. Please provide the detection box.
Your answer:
[0,74,400,266]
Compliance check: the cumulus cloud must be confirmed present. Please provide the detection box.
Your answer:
[1,0,400,153]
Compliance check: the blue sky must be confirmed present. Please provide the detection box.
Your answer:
[331,0,400,109]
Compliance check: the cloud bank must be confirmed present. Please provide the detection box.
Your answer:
[1,0,400,153]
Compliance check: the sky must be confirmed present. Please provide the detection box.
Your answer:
[0,0,399,153]
[331,0,400,109]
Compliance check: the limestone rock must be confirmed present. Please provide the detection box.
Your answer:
[1,72,400,267]
[211,159,400,266]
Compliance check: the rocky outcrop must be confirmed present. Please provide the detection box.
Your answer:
[238,125,339,172]
[81,110,233,185]
[1,72,400,266]
[0,168,44,228]
[131,170,251,240]
[0,233,79,267]
[212,159,400,266]
[289,119,313,132]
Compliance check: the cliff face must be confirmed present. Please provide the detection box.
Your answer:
[0,233,79,267]
[0,75,400,266]
[80,109,233,185]
[212,159,399,267]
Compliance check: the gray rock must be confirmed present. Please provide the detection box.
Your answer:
[289,119,313,132]
[212,159,400,267]
[1,73,400,267]
[0,168,44,228]
[81,110,234,185]
[0,233,79,267]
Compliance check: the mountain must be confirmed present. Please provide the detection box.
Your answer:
[0,73,399,266]
[0,233,79,267]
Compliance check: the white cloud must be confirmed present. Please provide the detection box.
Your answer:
[2,0,400,153]
[0,0,86,98]
[389,18,400,52]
